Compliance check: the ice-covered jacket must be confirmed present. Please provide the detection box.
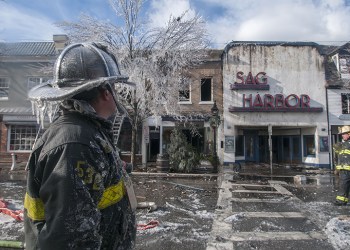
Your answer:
[24,100,136,250]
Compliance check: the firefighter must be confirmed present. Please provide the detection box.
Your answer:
[334,125,350,206]
[24,43,136,249]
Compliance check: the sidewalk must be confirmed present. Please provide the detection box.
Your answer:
[207,163,349,250]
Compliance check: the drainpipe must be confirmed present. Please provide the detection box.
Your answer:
[268,124,272,175]
[325,87,333,170]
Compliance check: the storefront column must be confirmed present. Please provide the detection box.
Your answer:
[141,121,148,165]
[159,122,163,155]
[268,124,273,174]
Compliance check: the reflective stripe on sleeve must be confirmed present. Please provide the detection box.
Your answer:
[336,165,350,171]
[339,149,350,155]
[24,193,45,221]
[336,196,349,203]
[98,180,125,210]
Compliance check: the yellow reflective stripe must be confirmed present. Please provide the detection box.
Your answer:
[336,165,350,170]
[339,149,350,155]
[24,193,45,221]
[98,180,125,210]
[336,196,349,202]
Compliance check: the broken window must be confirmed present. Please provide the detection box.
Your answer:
[341,93,350,114]
[179,87,190,102]
[200,78,212,102]
[179,77,191,102]
[303,135,315,157]
[0,77,10,100]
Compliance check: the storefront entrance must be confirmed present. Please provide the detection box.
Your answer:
[244,133,301,164]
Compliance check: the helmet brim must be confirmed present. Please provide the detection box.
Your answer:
[28,76,134,101]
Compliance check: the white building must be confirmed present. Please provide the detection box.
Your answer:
[221,42,330,168]
[326,42,350,169]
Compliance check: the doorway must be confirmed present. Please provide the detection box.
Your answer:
[148,131,160,162]
[272,136,301,164]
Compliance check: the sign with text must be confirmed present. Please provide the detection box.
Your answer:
[225,136,235,153]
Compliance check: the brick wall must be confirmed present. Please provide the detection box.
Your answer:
[180,51,223,115]
[0,122,7,152]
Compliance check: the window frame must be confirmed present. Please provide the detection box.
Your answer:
[178,84,191,103]
[200,77,213,103]
[0,77,10,101]
[8,125,38,152]
[303,135,316,157]
[341,93,350,114]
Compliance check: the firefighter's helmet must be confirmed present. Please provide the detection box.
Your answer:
[338,125,350,135]
[28,42,130,101]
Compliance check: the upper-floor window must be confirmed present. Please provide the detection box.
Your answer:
[341,93,350,114]
[200,78,212,102]
[0,77,10,101]
[28,77,51,91]
[179,89,190,102]
[179,84,190,102]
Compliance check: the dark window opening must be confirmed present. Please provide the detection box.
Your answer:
[201,78,212,102]
[235,135,244,156]
[341,93,350,114]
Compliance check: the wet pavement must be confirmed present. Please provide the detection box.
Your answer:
[0,168,218,250]
[207,164,350,250]
[1,163,350,249]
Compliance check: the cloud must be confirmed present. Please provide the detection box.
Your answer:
[0,2,63,42]
[201,0,350,47]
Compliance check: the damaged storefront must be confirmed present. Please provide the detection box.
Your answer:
[222,42,330,168]
[142,116,213,163]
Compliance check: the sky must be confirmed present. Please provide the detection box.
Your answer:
[1,0,350,48]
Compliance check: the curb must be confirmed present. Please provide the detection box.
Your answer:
[131,172,218,178]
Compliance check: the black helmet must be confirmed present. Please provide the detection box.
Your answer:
[28,42,130,101]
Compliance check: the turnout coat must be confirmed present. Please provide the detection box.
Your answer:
[24,100,136,250]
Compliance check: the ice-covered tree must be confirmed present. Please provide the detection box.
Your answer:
[57,0,209,165]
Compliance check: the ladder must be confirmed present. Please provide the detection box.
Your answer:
[112,114,125,146]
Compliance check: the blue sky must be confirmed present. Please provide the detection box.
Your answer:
[1,0,350,48]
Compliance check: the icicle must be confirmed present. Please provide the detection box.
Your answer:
[34,101,40,125]
[39,101,47,129]
[31,100,45,128]
[47,102,59,123]
[47,102,53,123]
[31,101,36,116]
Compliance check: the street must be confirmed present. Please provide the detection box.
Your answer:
[0,171,218,250]
[1,165,350,250]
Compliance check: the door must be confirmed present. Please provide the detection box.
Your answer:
[272,135,301,164]
[148,132,160,162]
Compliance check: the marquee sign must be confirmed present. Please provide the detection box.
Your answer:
[229,71,323,112]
